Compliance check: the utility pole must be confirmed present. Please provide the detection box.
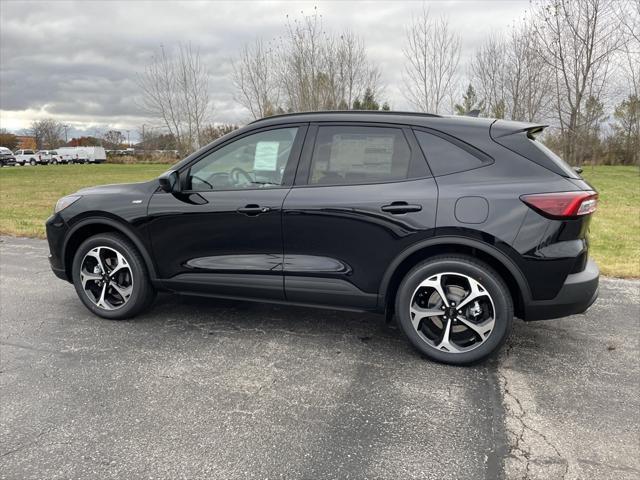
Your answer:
[63,124,69,143]
[142,124,146,151]
[126,130,130,147]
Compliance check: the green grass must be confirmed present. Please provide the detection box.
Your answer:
[0,163,638,277]
[0,164,167,238]
[581,165,640,278]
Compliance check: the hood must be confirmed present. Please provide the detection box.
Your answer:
[76,180,157,196]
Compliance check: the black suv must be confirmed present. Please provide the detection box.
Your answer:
[46,112,599,364]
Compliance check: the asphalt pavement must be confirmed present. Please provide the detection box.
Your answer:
[1,236,638,480]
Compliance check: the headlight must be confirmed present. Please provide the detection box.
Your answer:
[54,195,81,213]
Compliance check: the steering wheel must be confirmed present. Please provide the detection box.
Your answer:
[191,174,213,189]
[230,167,253,186]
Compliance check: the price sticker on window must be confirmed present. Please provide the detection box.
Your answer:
[254,141,279,171]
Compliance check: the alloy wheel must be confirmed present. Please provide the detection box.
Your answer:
[409,272,495,353]
[80,246,134,310]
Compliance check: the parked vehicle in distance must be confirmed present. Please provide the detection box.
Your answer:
[57,146,107,164]
[14,149,46,166]
[0,147,17,166]
[46,111,599,364]
[36,150,63,164]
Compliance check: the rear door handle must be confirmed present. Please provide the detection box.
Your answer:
[237,204,271,216]
[381,202,422,214]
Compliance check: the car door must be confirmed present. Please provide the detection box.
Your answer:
[148,124,307,301]
[282,123,438,309]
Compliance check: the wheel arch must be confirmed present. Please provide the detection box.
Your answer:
[63,217,157,282]
[380,236,530,319]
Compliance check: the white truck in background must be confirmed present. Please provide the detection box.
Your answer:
[14,149,47,166]
[56,146,107,164]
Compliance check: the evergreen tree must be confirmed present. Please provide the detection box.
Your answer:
[454,84,485,116]
[352,88,388,111]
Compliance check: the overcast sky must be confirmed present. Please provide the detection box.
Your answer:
[0,0,531,140]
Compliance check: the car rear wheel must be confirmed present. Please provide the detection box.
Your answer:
[395,255,513,365]
[72,233,156,320]
[29,159,36,166]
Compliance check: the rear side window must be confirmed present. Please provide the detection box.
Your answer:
[415,130,487,176]
[309,126,411,185]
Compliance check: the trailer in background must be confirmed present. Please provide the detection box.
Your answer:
[56,146,107,164]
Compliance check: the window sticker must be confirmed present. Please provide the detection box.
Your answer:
[254,141,279,171]
[329,134,394,174]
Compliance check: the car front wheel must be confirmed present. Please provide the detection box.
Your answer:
[395,255,513,365]
[72,233,156,320]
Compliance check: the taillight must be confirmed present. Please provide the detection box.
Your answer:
[521,191,598,219]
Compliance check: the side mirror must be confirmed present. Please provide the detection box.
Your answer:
[158,170,179,193]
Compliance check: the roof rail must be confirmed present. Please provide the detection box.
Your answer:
[248,110,441,124]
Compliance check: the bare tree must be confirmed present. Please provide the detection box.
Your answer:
[402,7,461,114]
[470,34,507,118]
[334,31,382,109]
[102,130,126,150]
[138,44,212,155]
[232,39,280,119]
[233,9,382,118]
[533,0,623,164]
[471,22,553,122]
[617,0,640,97]
[30,119,64,149]
[506,22,555,122]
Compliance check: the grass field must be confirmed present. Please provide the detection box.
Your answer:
[0,163,638,277]
[0,164,167,238]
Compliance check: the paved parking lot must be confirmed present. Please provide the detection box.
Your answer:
[1,236,638,479]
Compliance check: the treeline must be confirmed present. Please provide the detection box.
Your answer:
[6,0,637,166]
[136,0,638,165]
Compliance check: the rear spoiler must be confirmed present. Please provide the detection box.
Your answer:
[490,119,548,140]
[490,120,580,179]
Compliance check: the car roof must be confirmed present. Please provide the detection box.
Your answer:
[248,110,496,130]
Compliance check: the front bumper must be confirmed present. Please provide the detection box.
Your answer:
[46,213,71,282]
[523,259,599,321]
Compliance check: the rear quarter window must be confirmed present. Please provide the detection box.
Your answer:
[414,130,490,176]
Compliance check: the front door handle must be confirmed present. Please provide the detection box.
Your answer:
[381,202,422,214]
[237,204,271,216]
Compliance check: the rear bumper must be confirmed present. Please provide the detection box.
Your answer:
[523,258,599,321]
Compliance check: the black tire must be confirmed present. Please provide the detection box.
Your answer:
[395,255,513,365]
[29,159,36,166]
[72,233,156,320]
[52,159,58,165]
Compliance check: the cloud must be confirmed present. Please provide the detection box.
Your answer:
[0,0,529,136]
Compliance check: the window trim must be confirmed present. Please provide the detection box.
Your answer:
[294,121,432,188]
[412,127,494,177]
[176,123,308,194]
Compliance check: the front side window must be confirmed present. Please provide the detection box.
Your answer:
[309,126,411,185]
[187,127,299,191]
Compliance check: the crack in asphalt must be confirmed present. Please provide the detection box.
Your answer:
[0,428,55,458]
[499,341,569,480]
